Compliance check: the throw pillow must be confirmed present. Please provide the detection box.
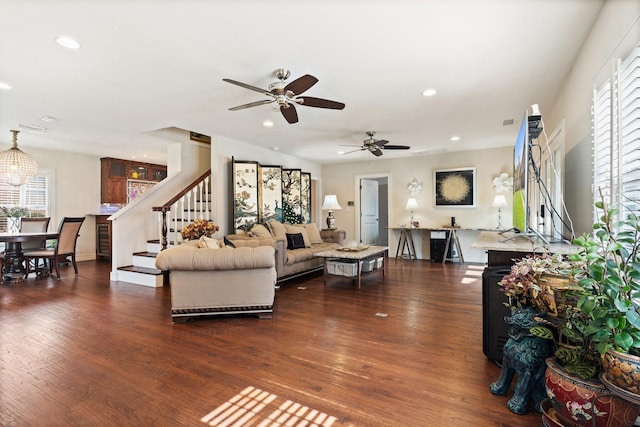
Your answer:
[285,233,306,250]
[295,223,322,244]
[266,220,287,242]
[249,223,271,238]
[223,236,236,248]
[198,236,220,249]
[285,224,311,248]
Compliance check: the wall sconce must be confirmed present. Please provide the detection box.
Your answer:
[405,198,418,228]
[407,178,422,196]
[492,194,508,229]
[322,194,342,229]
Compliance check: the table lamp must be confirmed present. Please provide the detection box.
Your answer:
[322,194,342,229]
[492,194,508,229]
[405,198,418,228]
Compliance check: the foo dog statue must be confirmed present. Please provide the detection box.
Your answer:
[489,306,550,414]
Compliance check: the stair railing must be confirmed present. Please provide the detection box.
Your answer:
[152,170,211,250]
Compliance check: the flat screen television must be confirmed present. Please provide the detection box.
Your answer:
[512,113,529,233]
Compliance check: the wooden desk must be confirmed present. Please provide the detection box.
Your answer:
[389,227,468,263]
[0,232,59,282]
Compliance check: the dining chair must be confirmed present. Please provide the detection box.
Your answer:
[24,217,85,279]
[20,217,52,277]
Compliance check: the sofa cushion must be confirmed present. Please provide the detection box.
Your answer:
[286,233,306,250]
[294,223,323,244]
[155,241,275,271]
[249,223,271,238]
[285,224,310,247]
[198,236,221,249]
[266,220,287,243]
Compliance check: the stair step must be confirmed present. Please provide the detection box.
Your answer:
[118,265,162,275]
[132,251,158,258]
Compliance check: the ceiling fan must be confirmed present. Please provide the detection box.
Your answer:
[222,68,345,124]
[341,131,411,157]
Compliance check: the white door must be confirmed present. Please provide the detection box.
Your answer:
[360,179,379,245]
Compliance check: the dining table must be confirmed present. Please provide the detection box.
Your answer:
[0,231,59,283]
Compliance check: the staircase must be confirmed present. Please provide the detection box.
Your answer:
[116,171,212,287]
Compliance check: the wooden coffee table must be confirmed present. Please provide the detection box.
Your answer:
[313,245,388,288]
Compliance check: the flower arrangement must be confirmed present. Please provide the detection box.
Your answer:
[0,206,30,217]
[180,219,219,240]
[499,253,585,309]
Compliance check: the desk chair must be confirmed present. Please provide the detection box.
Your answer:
[24,217,85,279]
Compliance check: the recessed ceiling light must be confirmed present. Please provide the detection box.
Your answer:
[56,36,80,49]
[338,151,345,155]
[263,120,274,127]
[0,82,11,90]
[272,147,279,151]
[41,116,56,123]
[422,88,437,97]
[450,136,460,142]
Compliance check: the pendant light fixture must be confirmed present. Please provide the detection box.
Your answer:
[0,130,39,186]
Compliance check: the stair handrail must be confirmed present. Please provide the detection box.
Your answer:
[152,170,211,250]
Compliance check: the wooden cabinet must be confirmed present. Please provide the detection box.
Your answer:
[100,158,166,204]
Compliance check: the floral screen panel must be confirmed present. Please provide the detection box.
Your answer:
[300,172,311,223]
[259,165,283,223]
[282,169,302,224]
[232,159,259,232]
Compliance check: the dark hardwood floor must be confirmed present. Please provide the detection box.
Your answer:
[0,258,542,427]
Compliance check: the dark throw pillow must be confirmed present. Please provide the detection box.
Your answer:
[224,236,236,248]
[285,233,305,250]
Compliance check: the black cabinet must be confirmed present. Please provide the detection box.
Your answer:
[429,231,453,262]
[482,266,512,361]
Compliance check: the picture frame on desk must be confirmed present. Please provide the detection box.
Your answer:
[434,167,476,208]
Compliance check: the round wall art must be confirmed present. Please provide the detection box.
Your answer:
[434,168,476,207]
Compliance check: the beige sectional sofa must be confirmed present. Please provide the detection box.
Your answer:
[155,240,277,322]
[227,221,346,283]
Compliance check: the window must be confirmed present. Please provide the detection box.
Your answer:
[0,170,51,232]
[592,45,640,220]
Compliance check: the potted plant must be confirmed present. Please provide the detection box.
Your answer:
[0,205,30,233]
[498,253,640,426]
[180,219,220,241]
[570,195,640,400]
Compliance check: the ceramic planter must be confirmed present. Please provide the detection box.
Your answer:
[602,349,640,397]
[544,357,639,427]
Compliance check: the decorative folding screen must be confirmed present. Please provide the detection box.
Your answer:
[231,158,311,232]
[232,159,259,232]
[259,165,283,223]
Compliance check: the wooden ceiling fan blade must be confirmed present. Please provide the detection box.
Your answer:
[382,145,411,150]
[284,74,318,95]
[223,78,272,96]
[373,139,389,147]
[228,99,274,111]
[280,104,298,124]
[297,96,345,110]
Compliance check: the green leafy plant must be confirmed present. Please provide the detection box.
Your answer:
[0,205,30,217]
[570,194,640,357]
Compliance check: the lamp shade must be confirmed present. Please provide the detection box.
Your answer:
[405,198,418,211]
[492,194,508,208]
[0,130,38,186]
[322,194,342,210]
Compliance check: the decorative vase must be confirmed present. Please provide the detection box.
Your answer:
[8,216,20,234]
[545,357,639,427]
[535,273,582,318]
[601,349,640,397]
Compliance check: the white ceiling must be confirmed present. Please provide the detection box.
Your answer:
[0,0,604,165]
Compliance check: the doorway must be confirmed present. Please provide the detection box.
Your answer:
[355,174,390,246]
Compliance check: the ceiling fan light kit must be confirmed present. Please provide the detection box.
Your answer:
[223,68,345,124]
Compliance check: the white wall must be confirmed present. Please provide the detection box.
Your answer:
[545,0,640,235]
[27,147,101,261]
[321,146,513,263]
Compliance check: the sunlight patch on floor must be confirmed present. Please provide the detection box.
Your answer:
[462,265,484,283]
[201,386,337,427]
